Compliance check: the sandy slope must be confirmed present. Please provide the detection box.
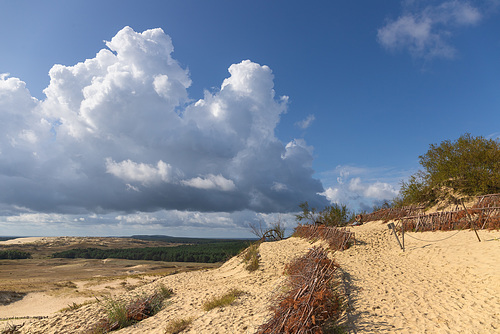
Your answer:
[9,237,314,334]
[0,237,50,245]
[335,221,500,334]
[3,222,499,333]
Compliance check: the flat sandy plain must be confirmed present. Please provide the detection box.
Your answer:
[1,223,499,333]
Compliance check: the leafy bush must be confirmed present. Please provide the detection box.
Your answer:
[396,134,500,207]
[296,202,354,227]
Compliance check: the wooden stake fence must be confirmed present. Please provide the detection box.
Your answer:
[362,193,500,232]
[397,206,500,232]
[293,224,355,250]
[361,205,425,223]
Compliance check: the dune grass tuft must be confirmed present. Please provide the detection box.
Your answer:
[164,317,193,334]
[202,288,244,311]
[58,300,95,313]
[242,242,260,272]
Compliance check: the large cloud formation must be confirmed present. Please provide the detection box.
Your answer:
[0,27,327,227]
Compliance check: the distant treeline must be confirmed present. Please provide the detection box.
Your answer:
[0,237,18,242]
[0,250,32,259]
[51,241,249,263]
[128,235,255,244]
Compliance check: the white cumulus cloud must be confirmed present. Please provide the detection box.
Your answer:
[0,26,328,224]
[106,158,174,185]
[181,174,236,191]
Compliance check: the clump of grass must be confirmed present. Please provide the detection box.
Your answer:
[90,284,174,333]
[164,317,193,334]
[202,288,244,311]
[54,281,78,289]
[242,242,260,272]
[59,300,95,312]
[158,284,174,299]
[90,297,131,333]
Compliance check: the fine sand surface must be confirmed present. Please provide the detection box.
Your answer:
[2,222,499,333]
[335,221,500,334]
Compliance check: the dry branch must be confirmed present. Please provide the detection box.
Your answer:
[257,247,342,334]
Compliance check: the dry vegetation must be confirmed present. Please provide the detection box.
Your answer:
[90,284,173,333]
[202,288,245,311]
[164,317,193,334]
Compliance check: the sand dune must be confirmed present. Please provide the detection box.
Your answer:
[335,221,500,333]
[2,221,499,333]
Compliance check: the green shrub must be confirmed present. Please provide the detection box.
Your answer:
[396,134,500,207]
[105,298,131,330]
[296,202,354,227]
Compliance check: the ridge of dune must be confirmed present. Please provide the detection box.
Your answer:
[13,237,315,334]
[4,221,500,333]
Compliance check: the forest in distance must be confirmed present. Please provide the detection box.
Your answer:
[50,241,251,263]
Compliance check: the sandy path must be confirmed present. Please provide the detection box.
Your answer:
[335,221,500,333]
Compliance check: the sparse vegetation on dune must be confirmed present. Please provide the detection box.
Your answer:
[58,300,96,313]
[202,288,245,311]
[164,317,193,334]
[242,242,260,271]
[90,284,173,333]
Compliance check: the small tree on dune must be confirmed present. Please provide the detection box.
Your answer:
[394,133,500,207]
[296,201,354,227]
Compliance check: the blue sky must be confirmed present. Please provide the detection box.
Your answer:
[0,0,499,237]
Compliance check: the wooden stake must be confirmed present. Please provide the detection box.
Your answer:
[388,223,404,250]
[402,221,405,252]
[461,199,481,242]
